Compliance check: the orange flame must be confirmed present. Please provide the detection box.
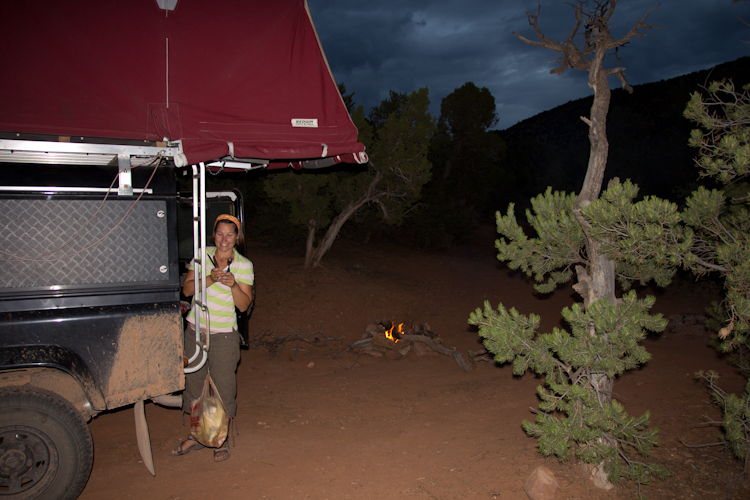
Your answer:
[385,322,404,343]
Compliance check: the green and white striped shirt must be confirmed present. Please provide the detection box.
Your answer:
[186,247,254,333]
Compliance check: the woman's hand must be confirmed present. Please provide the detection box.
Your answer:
[210,267,225,284]
[223,272,237,288]
[184,266,251,311]
[213,270,236,288]
[183,268,221,296]
[215,270,251,311]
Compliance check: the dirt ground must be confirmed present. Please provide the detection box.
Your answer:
[79,223,749,500]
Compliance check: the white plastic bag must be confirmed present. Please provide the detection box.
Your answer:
[189,374,229,447]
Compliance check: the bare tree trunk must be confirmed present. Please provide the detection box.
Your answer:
[442,158,453,180]
[305,172,383,269]
[304,223,316,270]
[574,69,617,304]
[575,51,619,402]
[573,48,618,492]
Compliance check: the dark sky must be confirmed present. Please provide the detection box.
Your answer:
[308,0,750,129]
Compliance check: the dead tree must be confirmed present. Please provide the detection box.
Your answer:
[514,0,658,411]
[511,0,661,489]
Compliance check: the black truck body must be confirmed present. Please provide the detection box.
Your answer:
[0,157,188,499]
[1,163,184,414]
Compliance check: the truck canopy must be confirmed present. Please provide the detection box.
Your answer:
[0,0,366,168]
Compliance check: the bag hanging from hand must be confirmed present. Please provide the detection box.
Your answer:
[190,374,229,448]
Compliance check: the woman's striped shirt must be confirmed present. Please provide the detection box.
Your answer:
[186,247,254,334]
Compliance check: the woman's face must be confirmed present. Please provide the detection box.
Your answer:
[214,221,237,253]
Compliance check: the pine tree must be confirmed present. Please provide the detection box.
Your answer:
[683,81,750,477]
[469,0,670,489]
[581,79,750,480]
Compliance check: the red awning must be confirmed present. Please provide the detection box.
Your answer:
[0,0,366,167]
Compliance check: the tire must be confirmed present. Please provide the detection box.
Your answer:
[0,387,93,500]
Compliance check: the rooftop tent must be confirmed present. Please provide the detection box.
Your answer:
[0,0,367,168]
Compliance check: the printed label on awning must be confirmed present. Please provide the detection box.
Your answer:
[291,118,318,128]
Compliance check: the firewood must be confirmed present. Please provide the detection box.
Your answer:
[364,324,381,338]
[350,338,373,349]
[400,334,476,372]
[350,325,477,371]
[469,349,493,363]
[250,328,345,358]
[372,333,400,350]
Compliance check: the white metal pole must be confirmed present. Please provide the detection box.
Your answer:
[184,162,208,372]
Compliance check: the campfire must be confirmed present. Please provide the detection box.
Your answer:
[249,319,492,372]
[348,320,491,372]
[383,322,405,343]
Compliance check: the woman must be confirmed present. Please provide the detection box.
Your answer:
[170,214,253,462]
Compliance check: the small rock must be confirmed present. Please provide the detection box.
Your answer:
[581,462,613,490]
[412,341,428,357]
[524,465,560,500]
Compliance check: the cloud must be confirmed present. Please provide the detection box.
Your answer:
[309,0,750,129]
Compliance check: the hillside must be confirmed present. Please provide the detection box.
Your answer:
[499,56,750,204]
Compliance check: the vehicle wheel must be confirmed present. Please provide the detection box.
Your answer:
[0,387,93,500]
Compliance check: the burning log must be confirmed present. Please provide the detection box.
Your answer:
[372,332,411,354]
